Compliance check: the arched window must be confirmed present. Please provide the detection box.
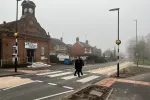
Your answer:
[41,47,45,56]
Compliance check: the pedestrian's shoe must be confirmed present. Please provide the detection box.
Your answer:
[74,74,77,76]
[78,75,80,77]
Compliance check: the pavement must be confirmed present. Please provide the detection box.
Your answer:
[0,61,130,100]
[95,74,150,100]
[0,69,24,77]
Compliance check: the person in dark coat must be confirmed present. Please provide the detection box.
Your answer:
[74,56,81,77]
[79,57,84,75]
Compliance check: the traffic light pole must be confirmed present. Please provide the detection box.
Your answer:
[15,0,19,72]
[117,9,120,77]
[109,8,120,77]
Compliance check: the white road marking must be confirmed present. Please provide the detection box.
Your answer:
[36,71,62,75]
[47,72,72,78]
[61,75,76,80]
[3,81,35,90]
[48,83,57,86]
[63,86,74,90]
[84,65,94,67]
[76,75,99,83]
[35,80,43,83]
[106,88,114,100]
[61,74,87,80]
[34,90,74,100]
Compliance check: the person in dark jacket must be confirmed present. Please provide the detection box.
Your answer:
[74,56,81,77]
[79,57,84,75]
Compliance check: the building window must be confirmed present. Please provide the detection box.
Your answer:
[41,47,45,56]
[89,48,91,53]
[85,48,87,53]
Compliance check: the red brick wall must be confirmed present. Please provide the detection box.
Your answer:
[71,42,84,56]
[1,33,50,64]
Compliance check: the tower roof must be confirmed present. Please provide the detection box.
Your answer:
[21,0,36,7]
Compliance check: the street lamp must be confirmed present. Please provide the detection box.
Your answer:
[109,8,121,77]
[14,0,21,72]
[134,20,138,67]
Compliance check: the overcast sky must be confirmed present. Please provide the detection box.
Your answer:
[0,0,150,54]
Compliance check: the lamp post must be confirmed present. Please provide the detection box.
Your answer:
[134,20,138,67]
[14,0,21,72]
[109,8,121,77]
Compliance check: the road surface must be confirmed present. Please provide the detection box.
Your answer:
[0,61,125,100]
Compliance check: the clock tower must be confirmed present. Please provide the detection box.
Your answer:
[21,0,36,16]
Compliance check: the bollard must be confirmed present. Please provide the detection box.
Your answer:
[32,56,33,64]
[0,60,2,67]
[31,56,33,67]
[18,58,20,64]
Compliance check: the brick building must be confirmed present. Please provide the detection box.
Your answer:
[71,37,92,56]
[0,0,51,66]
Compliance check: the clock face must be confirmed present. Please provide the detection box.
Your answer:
[24,8,27,13]
[29,8,33,14]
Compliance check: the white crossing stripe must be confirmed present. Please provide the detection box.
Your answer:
[48,83,57,85]
[63,86,74,90]
[61,74,87,80]
[76,75,99,83]
[47,72,72,78]
[35,80,43,83]
[36,71,62,75]
[61,75,76,80]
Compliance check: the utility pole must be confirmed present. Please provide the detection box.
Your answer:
[85,32,87,41]
[134,20,138,67]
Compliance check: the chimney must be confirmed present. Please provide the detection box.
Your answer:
[60,37,63,42]
[76,37,79,42]
[3,21,6,24]
[86,40,88,44]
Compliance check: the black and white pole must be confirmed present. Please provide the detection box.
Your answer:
[117,9,120,77]
[14,0,21,72]
[117,45,119,77]
[14,36,18,72]
[109,8,121,77]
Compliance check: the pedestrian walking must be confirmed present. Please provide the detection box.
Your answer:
[74,56,81,77]
[79,57,84,75]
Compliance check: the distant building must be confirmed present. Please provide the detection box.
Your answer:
[71,37,92,56]
[0,0,51,65]
[92,46,102,57]
[66,44,72,56]
[50,37,69,63]
[50,37,67,55]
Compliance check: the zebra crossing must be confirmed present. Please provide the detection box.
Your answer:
[36,70,101,84]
